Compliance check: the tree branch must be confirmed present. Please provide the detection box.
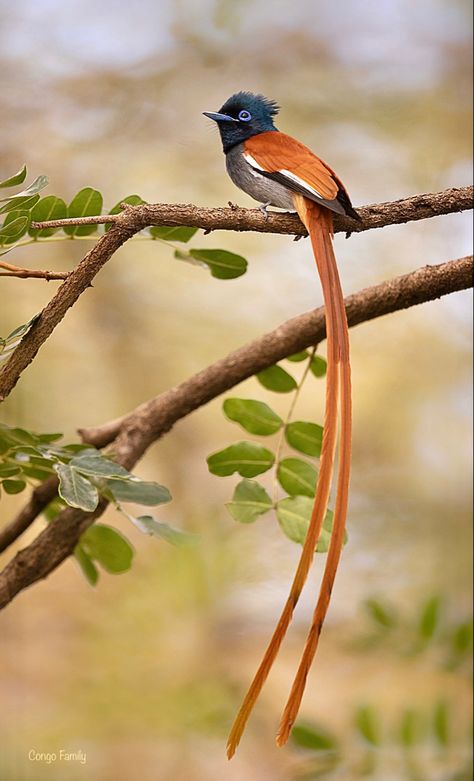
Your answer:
[0,254,471,609]
[0,260,68,280]
[80,255,474,450]
[0,476,58,553]
[30,185,473,236]
[1,186,472,404]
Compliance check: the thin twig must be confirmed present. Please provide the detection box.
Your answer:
[271,347,317,506]
[0,259,68,280]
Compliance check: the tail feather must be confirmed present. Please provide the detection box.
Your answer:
[226,194,347,759]
[276,202,352,746]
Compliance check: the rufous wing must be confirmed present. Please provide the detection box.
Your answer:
[244,131,346,213]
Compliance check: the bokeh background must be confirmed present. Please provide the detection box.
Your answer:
[0,1,472,779]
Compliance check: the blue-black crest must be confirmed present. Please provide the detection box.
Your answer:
[204,91,280,153]
[219,91,280,120]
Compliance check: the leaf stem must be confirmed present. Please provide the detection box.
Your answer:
[271,347,317,505]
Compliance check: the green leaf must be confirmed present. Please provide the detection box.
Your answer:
[0,194,40,215]
[28,196,67,237]
[74,544,99,586]
[105,478,172,506]
[64,188,103,237]
[451,619,473,656]
[310,355,327,378]
[286,351,309,362]
[291,722,338,751]
[1,314,40,347]
[276,496,339,551]
[29,454,57,467]
[69,452,130,479]
[189,248,247,279]
[257,365,297,393]
[223,398,283,436]
[277,457,317,497]
[0,174,48,202]
[285,421,323,457]
[37,432,63,444]
[2,478,27,494]
[81,523,134,573]
[0,463,21,478]
[418,596,441,642]
[130,515,198,547]
[207,441,274,478]
[226,479,273,523]
[150,225,198,242]
[0,425,37,445]
[54,463,99,511]
[21,464,55,481]
[355,705,380,747]
[0,212,30,244]
[315,510,344,553]
[106,195,145,231]
[0,165,27,188]
[60,443,91,454]
[365,598,397,629]
[433,700,450,747]
[399,708,422,748]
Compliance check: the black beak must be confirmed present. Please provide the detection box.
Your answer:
[203,111,237,123]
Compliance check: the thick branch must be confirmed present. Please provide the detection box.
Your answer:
[0,254,471,609]
[1,186,472,404]
[81,255,474,450]
[0,476,58,553]
[31,185,473,236]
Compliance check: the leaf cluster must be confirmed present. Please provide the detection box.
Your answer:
[360,595,473,669]
[0,423,194,586]
[289,697,469,780]
[206,350,347,552]
[0,166,247,279]
[290,595,473,779]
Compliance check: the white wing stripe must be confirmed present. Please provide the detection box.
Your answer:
[279,169,323,199]
[242,153,324,199]
[243,152,265,171]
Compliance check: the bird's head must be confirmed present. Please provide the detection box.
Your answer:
[204,91,279,153]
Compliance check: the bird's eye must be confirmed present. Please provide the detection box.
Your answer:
[238,110,252,121]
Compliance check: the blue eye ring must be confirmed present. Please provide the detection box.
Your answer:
[238,110,252,122]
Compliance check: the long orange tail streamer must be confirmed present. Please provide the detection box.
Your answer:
[276,200,352,745]
[226,195,351,758]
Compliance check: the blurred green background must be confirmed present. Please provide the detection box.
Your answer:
[0,1,472,779]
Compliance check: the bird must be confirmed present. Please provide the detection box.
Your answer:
[203,91,360,758]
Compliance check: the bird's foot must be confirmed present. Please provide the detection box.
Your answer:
[228,201,239,211]
[257,202,272,220]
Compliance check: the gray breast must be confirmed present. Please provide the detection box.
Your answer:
[225,143,295,210]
